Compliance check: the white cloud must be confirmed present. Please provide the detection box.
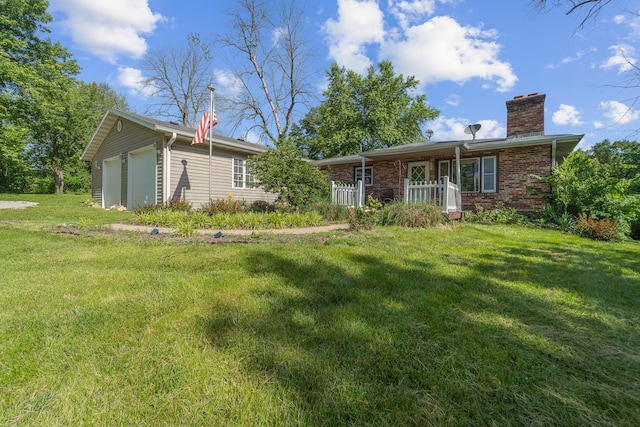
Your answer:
[593,121,604,129]
[552,104,584,126]
[213,69,244,99]
[445,94,460,106]
[322,2,517,91]
[601,44,637,73]
[381,16,517,92]
[599,100,640,125]
[322,0,386,74]
[117,67,155,97]
[429,116,504,141]
[49,0,164,63]
[389,0,438,30]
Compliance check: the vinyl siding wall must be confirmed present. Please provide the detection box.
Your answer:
[169,140,277,208]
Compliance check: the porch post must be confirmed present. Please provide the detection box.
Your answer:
[455,145,462,210]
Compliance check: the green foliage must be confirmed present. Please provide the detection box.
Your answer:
[292,61,439,159]
[379,201,448,228]
[200,196,247,214]
[310,201,350,222]
[248,144,330,210]
[347,195,382,231]
[544,145,640,239]
[463,203,527,225]
[573,215,621,241]
[165,197,193,212]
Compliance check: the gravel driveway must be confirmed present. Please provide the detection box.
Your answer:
[0,201,39,209]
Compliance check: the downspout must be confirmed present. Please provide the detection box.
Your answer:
[551,139,557,169]
[165,133,177,203]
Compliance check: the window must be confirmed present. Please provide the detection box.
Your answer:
[452,156,497,193]
[482,156,496,193]
[233,158,255,189]
[438,160,450,181]
[354,166,373,186]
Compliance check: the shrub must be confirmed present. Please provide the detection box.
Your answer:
[310,201,350,222]
[249,200,274,213]
[378,202,447,228]
[347,195,382,231]
[200,196,247,215]
[165,198,193,212]
[463,203,526,225]
[573,215,620,241]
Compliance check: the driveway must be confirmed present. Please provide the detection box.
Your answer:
[0,201,39,209]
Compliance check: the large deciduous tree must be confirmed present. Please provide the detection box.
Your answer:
[142,34,213,127]
[292,61,439,159]
[0,0,79,192]
[214,0,315,147]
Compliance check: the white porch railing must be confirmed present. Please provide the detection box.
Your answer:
[404,176,461,213]
[331,180,364,208]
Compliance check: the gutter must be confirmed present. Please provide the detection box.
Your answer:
[165,132,177,203]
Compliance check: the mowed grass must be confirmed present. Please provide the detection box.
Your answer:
[1,194,639,425]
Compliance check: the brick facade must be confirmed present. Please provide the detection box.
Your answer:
[324,145,551,212]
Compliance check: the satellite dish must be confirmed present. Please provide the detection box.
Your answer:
[464,123,482,140]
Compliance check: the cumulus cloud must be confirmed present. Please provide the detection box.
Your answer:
[599,100,640,125]
[322,1,517,92]
[429,116,505,141]
[117,67,155,98]
[382,16,517,92]
[322,0,386,73]
[49,0,164,63]
[601,44,637,73]
[552,104,584,126]
[213,69,244,99]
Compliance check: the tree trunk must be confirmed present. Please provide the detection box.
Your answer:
[54,168,64,194]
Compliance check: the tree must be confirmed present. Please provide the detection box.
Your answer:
[28,81,128,194]
[0,0,80,192]
[588,139,640,192]
[531,1,615,26]
[248,144,329,210]
[214,0,315,146]
[292,61,439,159]
[142,34,213,127]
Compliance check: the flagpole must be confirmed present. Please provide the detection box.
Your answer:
[207,85,215,201]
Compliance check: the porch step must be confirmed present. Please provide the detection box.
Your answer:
[447,211,464,221]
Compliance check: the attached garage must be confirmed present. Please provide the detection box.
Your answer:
[81,109,277,210]
[127,146,157,209]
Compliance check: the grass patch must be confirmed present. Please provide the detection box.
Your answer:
[1,195,639,425]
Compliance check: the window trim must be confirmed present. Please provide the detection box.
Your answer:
[453,157,480,193]
[232,158,256,189]
[354,166,373,186]
[438,160,450,182]
[481,156,497,193]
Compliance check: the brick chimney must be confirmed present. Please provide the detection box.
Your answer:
[506,93,545,138]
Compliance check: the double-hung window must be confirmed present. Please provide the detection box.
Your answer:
[451,156,497,193]
[233,158,255,189]
[354,166,373,186]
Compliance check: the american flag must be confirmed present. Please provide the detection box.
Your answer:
[191,110,218,144]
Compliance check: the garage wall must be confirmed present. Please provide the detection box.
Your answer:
[91,118,163,208]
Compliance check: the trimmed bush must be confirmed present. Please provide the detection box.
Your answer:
[573,215,620,241]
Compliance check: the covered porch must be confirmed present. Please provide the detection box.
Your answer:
[326,141,465,214]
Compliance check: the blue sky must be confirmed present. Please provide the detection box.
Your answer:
[47,0,640,149]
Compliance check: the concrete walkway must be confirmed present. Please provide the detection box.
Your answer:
[109,223,350,236]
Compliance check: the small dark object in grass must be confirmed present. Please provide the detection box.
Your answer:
[150,228,159,235]
[214,231,223,238]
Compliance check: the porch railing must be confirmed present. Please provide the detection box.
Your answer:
[404,176,461,213]
[331,180,364,208]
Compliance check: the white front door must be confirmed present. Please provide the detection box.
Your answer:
[407,161,429,183]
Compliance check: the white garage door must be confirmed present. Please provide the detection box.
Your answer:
[102,157,121,208]
[128,148,157,209]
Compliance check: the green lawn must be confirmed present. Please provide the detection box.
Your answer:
[1,194,639,425]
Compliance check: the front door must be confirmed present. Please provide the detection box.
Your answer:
[407,161,429,183]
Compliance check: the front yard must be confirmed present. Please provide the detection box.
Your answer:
[1,194,639,425]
